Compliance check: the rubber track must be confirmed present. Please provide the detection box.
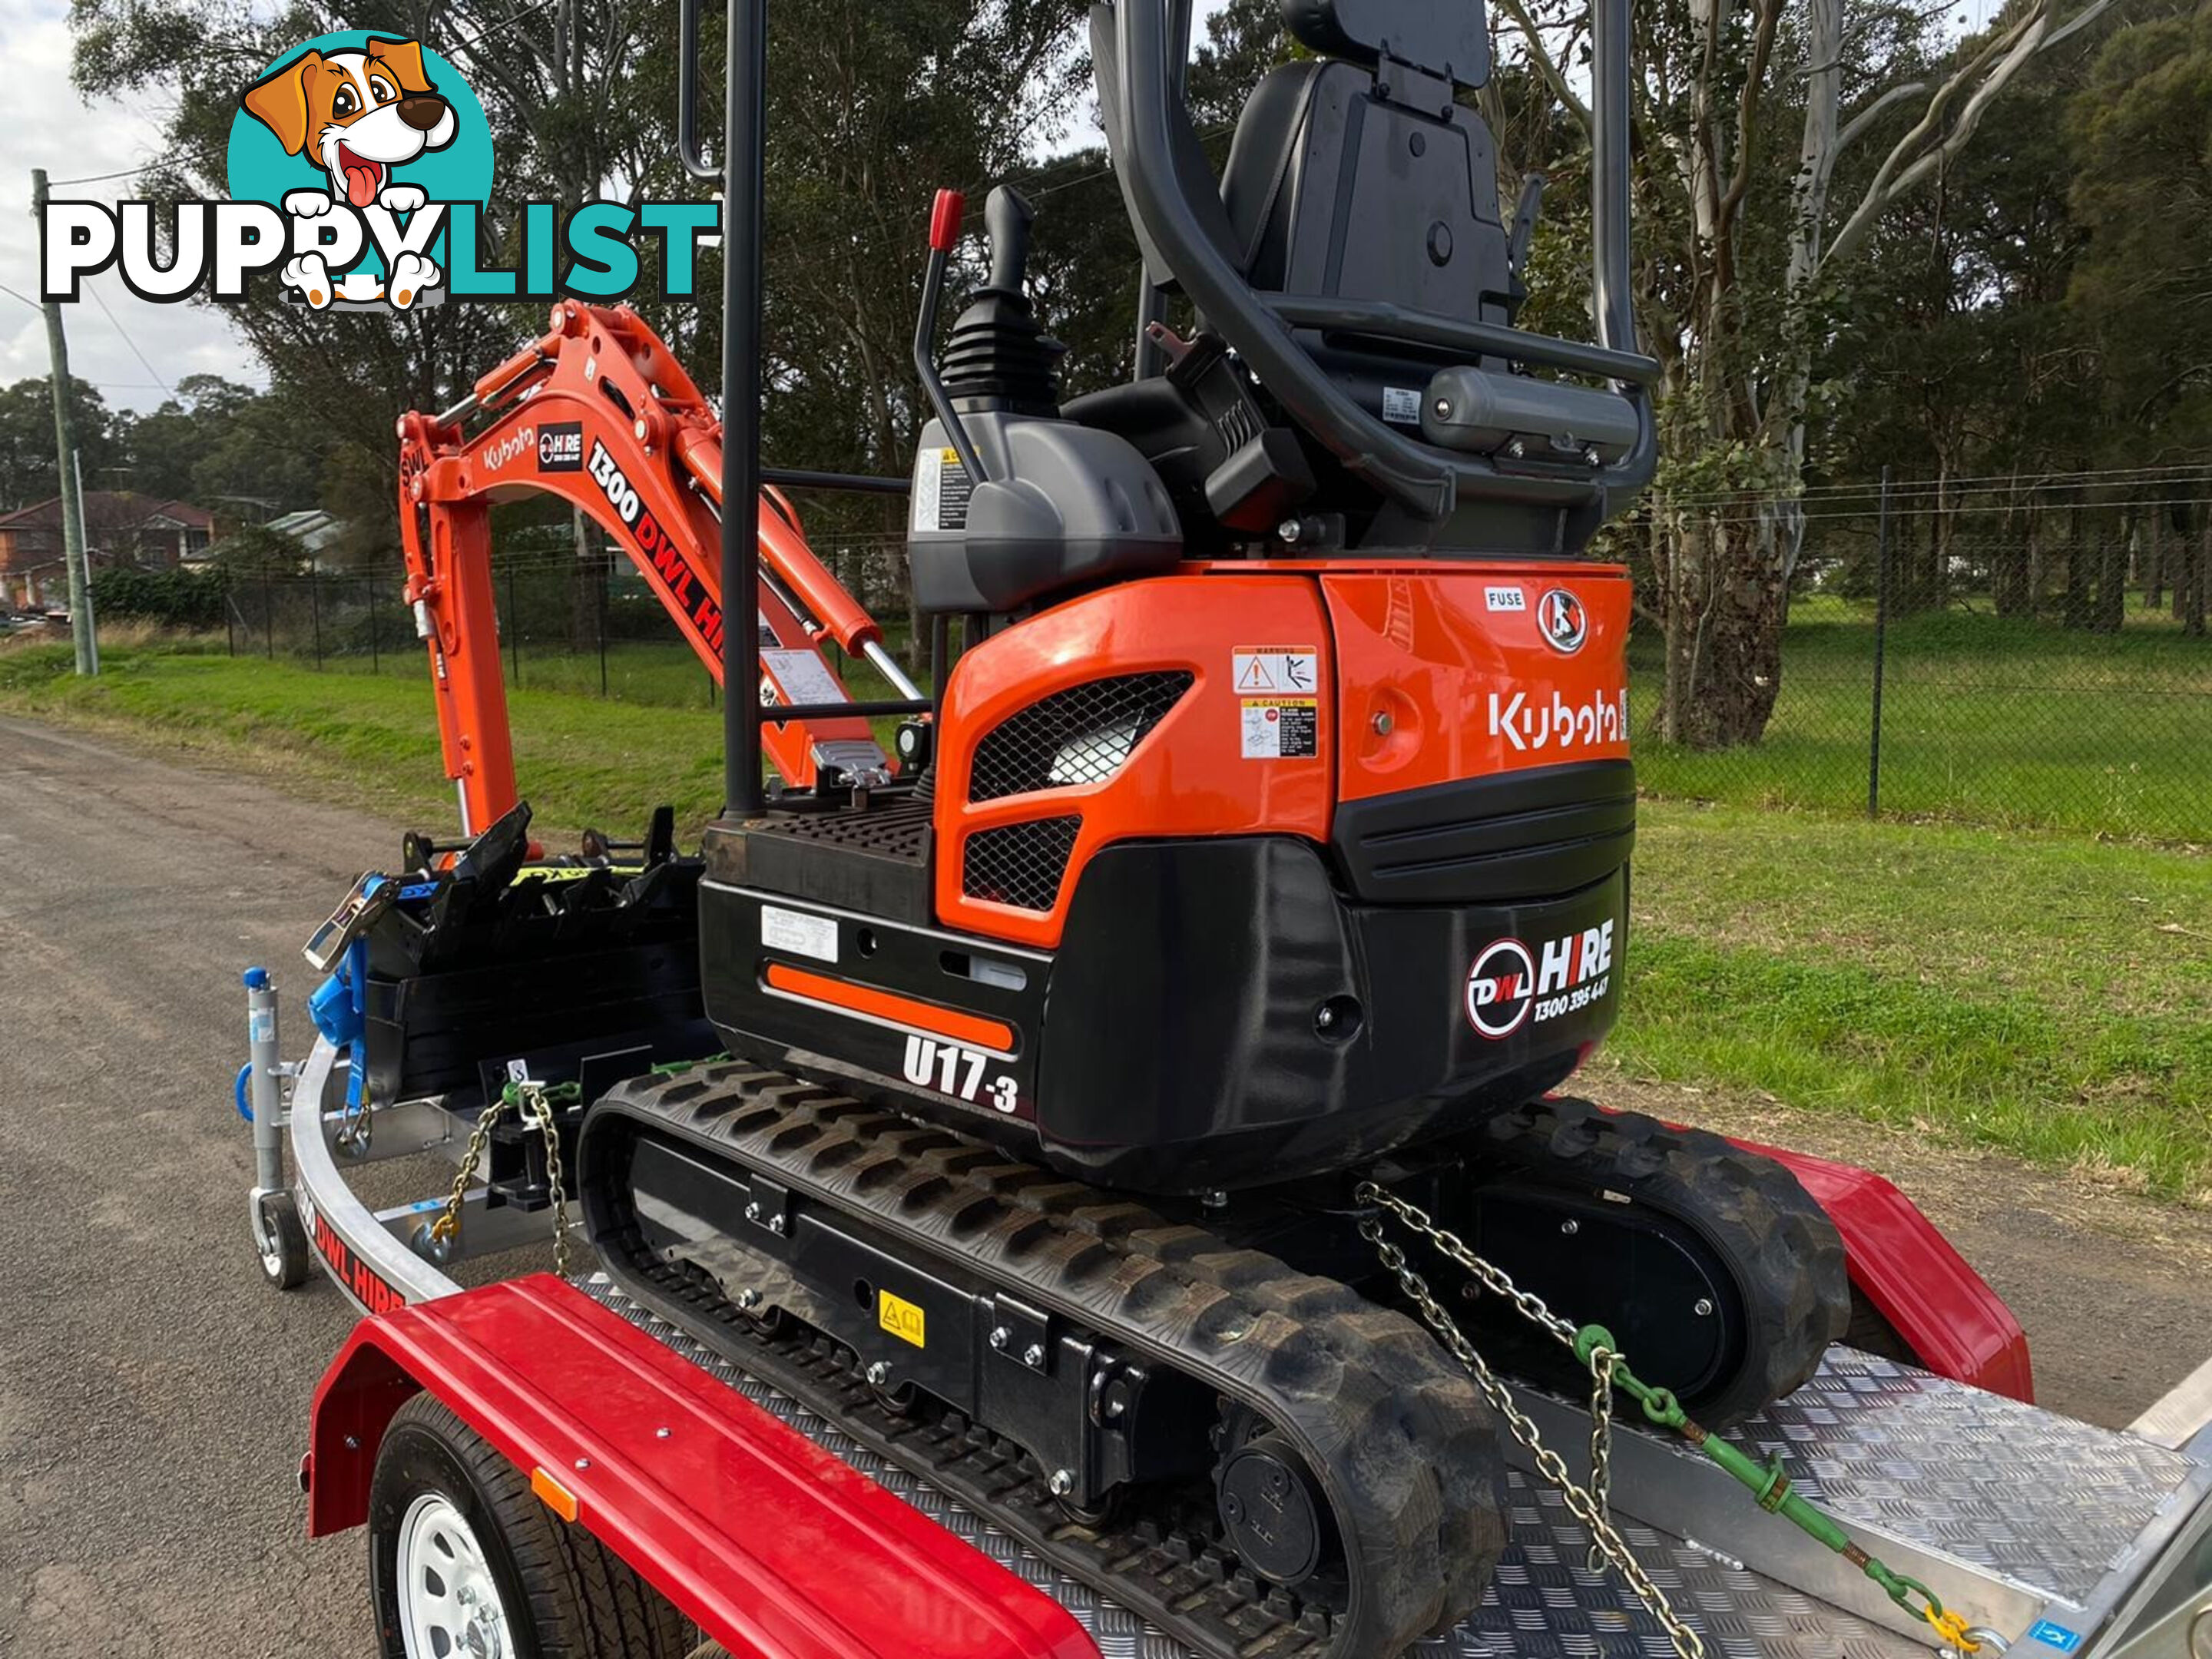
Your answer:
[583,1062,1511,1659]
[1465,1096,1851,1426]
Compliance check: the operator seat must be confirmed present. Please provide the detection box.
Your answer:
[1217,3,1515,349]
[1078,0,1593,544]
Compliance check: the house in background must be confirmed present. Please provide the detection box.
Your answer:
[0,492,217,608]
[190,508,349,574]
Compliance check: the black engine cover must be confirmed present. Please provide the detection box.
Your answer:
[1035,837,1624,1190]
[701,833,1626,1196]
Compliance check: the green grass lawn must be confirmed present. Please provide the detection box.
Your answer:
[1631,596,2212,843]
[7,639,2206,1199]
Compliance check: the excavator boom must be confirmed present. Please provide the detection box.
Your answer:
[396,301,914,833]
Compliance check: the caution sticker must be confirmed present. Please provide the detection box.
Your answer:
[878,1288,926,1348]
[1242,697,1318,759]
[911,446,973,532]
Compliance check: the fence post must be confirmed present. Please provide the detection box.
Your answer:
[226,592,236,657]
[1868,465,1891,819]
[598,558,609,697]
[263,570,274,659]
[369,571,380,674]
[506,562,520,689]
[310,563,323,668]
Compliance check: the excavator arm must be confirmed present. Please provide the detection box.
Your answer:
[396,300,915,833]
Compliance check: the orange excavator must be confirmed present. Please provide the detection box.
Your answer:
[318,3,1985,1651]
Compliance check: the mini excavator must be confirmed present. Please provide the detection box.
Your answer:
[318,1,1875,1652]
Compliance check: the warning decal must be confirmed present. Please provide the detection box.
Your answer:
[911,446,973,532]
[1232,645,1318,695]
[1242,697,1319,759]
[760,647,845,708]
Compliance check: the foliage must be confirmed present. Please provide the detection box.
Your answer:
[87,563,230,628]
[0,376,124,509]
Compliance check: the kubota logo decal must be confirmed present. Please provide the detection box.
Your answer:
[1538,588,1588,654]
[478,426,533,471]
[1465,919,1615,1039]
[1488,688,1628,753]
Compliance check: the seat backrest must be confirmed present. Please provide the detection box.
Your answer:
[1219,36,1514,333]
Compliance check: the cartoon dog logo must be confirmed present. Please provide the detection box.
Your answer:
[240,37,454,310]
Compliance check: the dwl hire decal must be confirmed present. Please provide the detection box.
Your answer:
[38,31,717,314]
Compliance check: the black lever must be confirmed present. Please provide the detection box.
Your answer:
[912,189,992,484]
[1507,173,1546,276]
[983,185,1035,297]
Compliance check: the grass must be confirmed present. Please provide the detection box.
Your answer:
[1601,802,2212,1200]
[7,638,2207,1200]
[1630,595,2212,843]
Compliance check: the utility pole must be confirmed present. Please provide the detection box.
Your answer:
[31,167,96,675]
[71,452,98,673]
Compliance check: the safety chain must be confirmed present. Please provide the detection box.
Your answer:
[515,1081,575,1279]
[426,1080,578,1276]
[1358,1181,1988,1658]
[1355,1184,1707,1659]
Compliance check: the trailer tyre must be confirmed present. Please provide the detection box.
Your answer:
[257,1190,311,1290]
[369,1392,690,1659]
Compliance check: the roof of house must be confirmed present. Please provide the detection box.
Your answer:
[0,492,217,533]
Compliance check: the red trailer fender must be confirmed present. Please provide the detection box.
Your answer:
[1746,1140,2035,1403]
[303,1275,1099,1659]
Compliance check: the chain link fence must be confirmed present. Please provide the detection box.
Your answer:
[217,531,922,707]
[196,466,2212,844]
[1631,467,2212,843]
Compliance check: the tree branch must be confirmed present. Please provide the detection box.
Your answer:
[1491,0,1592,130]
[1836,80,1927,151]
[1825,0,2113,272]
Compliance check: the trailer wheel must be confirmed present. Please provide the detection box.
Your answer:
[369,1393,690,1659]
[257,1190,311,1290]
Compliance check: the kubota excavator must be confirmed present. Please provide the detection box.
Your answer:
[315,1,1889,1651]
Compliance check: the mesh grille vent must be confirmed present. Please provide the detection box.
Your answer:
[962,816,1081,912]
[969,673,1194,803]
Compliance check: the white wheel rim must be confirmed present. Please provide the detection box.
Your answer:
[394,1492,513,1659]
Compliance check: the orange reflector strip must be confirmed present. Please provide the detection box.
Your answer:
[764,963,1016,1054]
[531,1467,579,1522]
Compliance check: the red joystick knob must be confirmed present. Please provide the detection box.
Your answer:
[929,189,965,254]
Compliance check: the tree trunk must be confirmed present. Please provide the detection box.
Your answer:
[1665,513,1786,748]
[568,507,601,653]
[2094,510,2128,634]
[2145,508,2164,609]
[2061,504,2090,629]
[2188,519,2210,639]
[1994,503,2031,615]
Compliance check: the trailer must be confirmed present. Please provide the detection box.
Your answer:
[233,0,2212,1647]
[248,997,2212,1659]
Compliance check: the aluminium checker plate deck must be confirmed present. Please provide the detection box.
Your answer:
[575,1278,1916,1659]
[572,1271,2184,1659]
[279,1037,2212,1657]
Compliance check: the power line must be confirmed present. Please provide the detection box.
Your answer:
[0,282,41,313]
[48,164,155,187]
[85,283,173,396]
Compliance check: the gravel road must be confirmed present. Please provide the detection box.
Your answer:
[1,712,2205,1656]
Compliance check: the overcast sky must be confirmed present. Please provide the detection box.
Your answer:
[0,0,260,412]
